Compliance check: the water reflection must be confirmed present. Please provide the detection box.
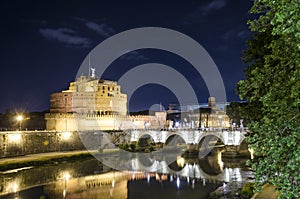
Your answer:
[0,151,251,199]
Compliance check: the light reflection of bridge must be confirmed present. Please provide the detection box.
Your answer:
[96,152,245,184]
[130,157,242,183]
[63,157,244,199]
[127,129,246,146]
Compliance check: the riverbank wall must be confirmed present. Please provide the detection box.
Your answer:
[0,131,85,158]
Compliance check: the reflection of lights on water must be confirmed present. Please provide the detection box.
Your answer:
[147,174,150,183]
[202,178,206,186]
[110,188,114,197]
[112,179,115,188]
[248,148,255,160]
[176,177,180,188]
[224,167,242,182]
[187,176,190,184]
[224,168,230,182]
[170,175,173,182]
[8,133,22,144]
[61,171,71,198]
[233,168,242,182]
[161,175,168,181]
[223,182,227,193]
[176,156,185,168]
[192,179,195,189]
[155,173,160,181]
[217,151,224,171]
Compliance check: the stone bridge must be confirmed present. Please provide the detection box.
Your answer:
[127,129,246,146]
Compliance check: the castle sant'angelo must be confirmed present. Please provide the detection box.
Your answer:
[45,69,230,131]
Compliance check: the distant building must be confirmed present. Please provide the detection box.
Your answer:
[45,76,166,131]
[167,97,231,129]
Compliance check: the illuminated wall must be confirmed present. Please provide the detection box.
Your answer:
[45,113,166,131]
[0,131,85,158]
[50,76,127,116]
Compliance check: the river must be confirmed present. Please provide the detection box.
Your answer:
[0,151,253,199]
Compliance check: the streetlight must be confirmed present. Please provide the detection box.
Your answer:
[16,115,23,130]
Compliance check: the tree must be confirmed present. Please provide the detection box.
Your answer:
[237,0,300,198]
[226,102,249,126]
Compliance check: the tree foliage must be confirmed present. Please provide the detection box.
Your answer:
[226,102,249,126]
[237,0,300,198]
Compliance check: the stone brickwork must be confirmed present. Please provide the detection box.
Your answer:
[0,131,85,158]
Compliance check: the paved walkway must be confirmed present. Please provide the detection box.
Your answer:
[252,184,279,199]
[0,150,94,166]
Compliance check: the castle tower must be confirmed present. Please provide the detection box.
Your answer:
[208,97,216,107]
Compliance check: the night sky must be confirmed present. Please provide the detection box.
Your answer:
[0,0,253,113]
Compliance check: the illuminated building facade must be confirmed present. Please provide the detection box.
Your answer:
[45,76,166,131]
[167,97,231,129]
[49,76,127,115]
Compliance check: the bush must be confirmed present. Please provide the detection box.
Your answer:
[240,182,254,199]
[119,143,129,151]
[149,146,155,152]
[129,143,136,152]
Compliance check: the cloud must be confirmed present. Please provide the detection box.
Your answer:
[237,30,251,39]
[200,0,227,15]
[183,0,227,24]
[85,22,115,38]
[39,28,91,47]
[74,17,115,38]
[222,28,251,41]
[120,51,148,61]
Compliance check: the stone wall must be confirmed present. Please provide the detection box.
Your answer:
[45,113,166,131]
[0,131,86,158]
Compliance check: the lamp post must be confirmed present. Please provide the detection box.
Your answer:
[16,115,23,131]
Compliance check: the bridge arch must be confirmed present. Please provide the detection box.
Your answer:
[137,133,156,147]
[164,133,187,148]
[197,132,225,146]
[196,132,225,158]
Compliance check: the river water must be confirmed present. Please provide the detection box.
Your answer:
[0,151,253,199]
